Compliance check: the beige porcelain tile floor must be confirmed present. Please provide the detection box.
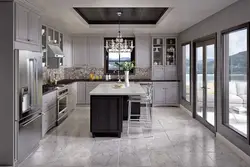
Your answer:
[19,107,249,167]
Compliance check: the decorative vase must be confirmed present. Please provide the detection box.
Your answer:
[124,71,130,87]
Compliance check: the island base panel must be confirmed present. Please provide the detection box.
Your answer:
[90,96,123,138]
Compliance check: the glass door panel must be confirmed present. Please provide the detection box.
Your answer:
[206,43,215,126]
[196,46,204,118]
[153,38,164,66]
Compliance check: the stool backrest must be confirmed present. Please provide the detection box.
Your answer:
[146,84,153,99]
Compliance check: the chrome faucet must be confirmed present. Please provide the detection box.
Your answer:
[113,70,122,83]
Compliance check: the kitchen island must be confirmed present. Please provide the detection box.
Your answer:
[90,83,146,137]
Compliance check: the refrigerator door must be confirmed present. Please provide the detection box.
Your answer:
[18,50,43,120]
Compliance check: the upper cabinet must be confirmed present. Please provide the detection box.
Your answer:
[15,3,41,50]
[136,36,151,68]
[72,36,104,68]
[151,37,177,80]
[72,36,88,67]
[152,38,164,66]
[42,25,64,68]
[88,36,104,68]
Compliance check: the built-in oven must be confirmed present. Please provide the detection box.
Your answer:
[57,87,69,124]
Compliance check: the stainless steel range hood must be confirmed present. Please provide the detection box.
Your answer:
[48,44,64,58]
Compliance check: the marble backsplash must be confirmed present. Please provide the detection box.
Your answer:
[43,66,151,83]
[64,66,151,80]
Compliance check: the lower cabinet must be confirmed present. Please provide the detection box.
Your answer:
[86,82,101,104]
[77,82,86,105]
[42,105,57,137]
[68,83,77,112]
[153,82,179,106]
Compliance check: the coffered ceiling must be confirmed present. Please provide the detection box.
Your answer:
[74,8,168,24]
[25,0,238,35]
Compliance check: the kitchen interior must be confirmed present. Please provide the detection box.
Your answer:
[1,0,250,167]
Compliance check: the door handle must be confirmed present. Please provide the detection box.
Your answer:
[21,114,41,127]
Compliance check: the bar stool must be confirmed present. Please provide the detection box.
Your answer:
[127,84,153,134]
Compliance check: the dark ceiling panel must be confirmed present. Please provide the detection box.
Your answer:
[74,7,168,24]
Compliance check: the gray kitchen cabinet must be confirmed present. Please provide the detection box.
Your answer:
[15,3,41,46]
[85,82,101,104]
[42,91,57,137]
[15,3,29,43]
[77,82,86,105]
[72,37,88,66]
[153,83,166,105]
[164,66,177,80]
[152,66,165,80]
[151,37,177,80]
[28,11,40,45]
[68,83,77,111]
[136,36,151,68]
[153,82,179,106]
[88,36,104,68]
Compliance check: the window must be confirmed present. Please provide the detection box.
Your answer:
[222,25,248,137]
[104,38,135,74]
[182,43,191,102]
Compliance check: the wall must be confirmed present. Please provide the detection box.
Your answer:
[178,0,250,156]
[0,1,15,165]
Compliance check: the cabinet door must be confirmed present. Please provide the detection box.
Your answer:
[165,82,179,105]
[77,82,86,104]
[15,3,29,42]
[152,37,164,66]
[152,67,165,80]
[28,11,40,45]
[153,83,166,105]
[164,66,177,80]
[86,82,100,104]
[88,36,103,68]
[136,36,151,68]
[73,37,88,66]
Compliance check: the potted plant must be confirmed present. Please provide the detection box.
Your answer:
[115,61,135,87]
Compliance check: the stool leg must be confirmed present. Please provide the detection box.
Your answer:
[127,101,131,134]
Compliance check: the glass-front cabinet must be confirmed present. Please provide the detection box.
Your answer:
[166,38,177,65]
[152,38,164,66]
[152,37,177,80]
[42,25,64,67]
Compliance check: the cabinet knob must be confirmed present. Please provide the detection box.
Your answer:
[27,39,30,41]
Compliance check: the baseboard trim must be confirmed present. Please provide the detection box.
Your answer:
[180,104,192,116]
[216,133,250,166]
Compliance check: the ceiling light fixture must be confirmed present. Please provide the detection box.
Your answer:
[105,11,135,53]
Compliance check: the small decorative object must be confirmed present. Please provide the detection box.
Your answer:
[154,62,158,65]
[115,61,135,87]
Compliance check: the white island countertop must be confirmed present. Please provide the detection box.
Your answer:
[89,83,146,96]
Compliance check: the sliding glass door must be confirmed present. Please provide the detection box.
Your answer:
[222,25,248,137]
[194,36,216,131]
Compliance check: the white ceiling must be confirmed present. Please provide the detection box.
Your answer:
[26,0,238,35]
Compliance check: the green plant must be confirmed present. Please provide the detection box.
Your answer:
[115,61,135,71]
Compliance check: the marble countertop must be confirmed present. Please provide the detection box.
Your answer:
[57,79,180,85]
[89,83,146,96]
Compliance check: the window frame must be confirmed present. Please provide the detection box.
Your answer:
[104,37,135,75]
[221,22,250,140]
[181,42,192,103]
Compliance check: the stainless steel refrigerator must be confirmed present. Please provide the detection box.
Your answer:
[14,50,43,163]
